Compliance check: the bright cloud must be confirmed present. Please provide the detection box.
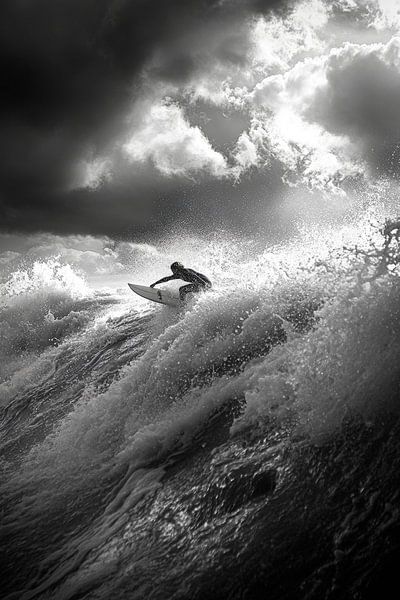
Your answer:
[82,158,113,190]
[232,130,260,173]
[124,101,229,178]
[87,1,400,195]
[250,0,330,74]
[373,0,400,30]
[226,34,400,190]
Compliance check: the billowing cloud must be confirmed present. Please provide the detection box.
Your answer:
[373,0,400,30]
[310,37,400,177]
[220,34,400,190]
[2,0,400,239]
[250,0,329,73]
[124,101,228,177]
[232,131,261,172]
[0,0,290,237]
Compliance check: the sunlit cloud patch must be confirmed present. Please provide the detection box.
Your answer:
[3,0,400,236]
[88,0,400,196]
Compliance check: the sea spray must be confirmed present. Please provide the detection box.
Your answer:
[2,218,400,599]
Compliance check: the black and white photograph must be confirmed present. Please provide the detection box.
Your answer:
[1,1,400,598]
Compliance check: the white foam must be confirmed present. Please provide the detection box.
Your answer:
[4,213,400,534]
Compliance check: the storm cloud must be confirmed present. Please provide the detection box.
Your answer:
[1,0,400,239]
[0,0,289,237]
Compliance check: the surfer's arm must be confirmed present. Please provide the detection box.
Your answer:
[150,275,179,287]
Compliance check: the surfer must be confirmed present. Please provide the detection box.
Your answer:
[150,262,212,301]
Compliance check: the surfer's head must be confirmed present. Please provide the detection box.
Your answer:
[171,262,184,273]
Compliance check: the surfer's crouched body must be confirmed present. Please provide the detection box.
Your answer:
[150,262,212,301]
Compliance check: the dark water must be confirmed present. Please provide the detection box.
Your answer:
[1,227,400,599]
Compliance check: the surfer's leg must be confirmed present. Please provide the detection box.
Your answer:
[179,284,199,301]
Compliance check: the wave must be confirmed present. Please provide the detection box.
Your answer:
[0,260,98,377]
[4,218,396,486]
[2,218,400,599]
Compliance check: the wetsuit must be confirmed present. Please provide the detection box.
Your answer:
[151,268,212,300]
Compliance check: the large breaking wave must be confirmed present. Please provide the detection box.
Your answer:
[1,210,400,599]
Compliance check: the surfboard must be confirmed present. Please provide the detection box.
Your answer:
[128,283,181,307]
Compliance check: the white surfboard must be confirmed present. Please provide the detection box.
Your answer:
[128,283,181,307]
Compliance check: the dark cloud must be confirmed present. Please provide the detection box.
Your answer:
[0,158,285,242]
[186,101,251,152]
[309,42,400,179]
[0,0,290,237]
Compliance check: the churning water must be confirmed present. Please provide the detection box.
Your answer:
[1,209,400,599]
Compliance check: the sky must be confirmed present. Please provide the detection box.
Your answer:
[1,0,400,272]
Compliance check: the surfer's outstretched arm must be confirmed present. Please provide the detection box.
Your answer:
[150,275,179,287]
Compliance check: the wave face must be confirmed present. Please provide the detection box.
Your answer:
[1,217,400,600]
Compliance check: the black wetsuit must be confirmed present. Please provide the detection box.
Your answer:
[151,268,212,300]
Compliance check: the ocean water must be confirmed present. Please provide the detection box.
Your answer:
[1,212,400,599]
